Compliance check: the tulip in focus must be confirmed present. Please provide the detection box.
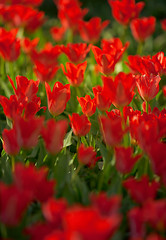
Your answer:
[69,113,91,136]
[45,82,70,116]
[135,74,161,102]
[77,95,96,117]
[61,61,87,86]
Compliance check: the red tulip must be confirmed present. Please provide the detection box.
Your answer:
[92,38,129,75]
[31,43,61,67]
[34,60,59,83]
[13,163,55,203]
[77,95,96,117]
[108,0,145,25]
[0,182,32,226]
[69,113,91,136]
[99,115,124,147]
[51,25,66,42]
[128,207,144,240]
[41,119,68,155]
[127,55,157,76]
[135,74,161,102]
[64,206,121,240]
[79,17,110,43]
[93,86,112,111]
[21,37,39,54]
[130,17,156,42]
[142,199,166,231]
[0,5,45,32]
[13,115,44,149]
[61,61,87,86]
[55,0,88,33]
[8,75,39,102]
[45,82,70,116]
[42,198,67,228]
[0,28,20,62]
[127,52,166,76]
[78,144,101,167]
[115,146,141,174]
[102,72,135,108]
[123,176,159,205]
[61,43,90,63]
[90,193,121,217]
[161,19,166,31]
[0,76,43,120]
[2,128,20,155]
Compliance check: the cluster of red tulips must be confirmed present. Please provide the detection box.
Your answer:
[0,0,166,239]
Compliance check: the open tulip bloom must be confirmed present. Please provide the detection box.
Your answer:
[0,0,166,239]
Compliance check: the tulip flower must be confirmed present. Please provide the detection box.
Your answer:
[0,76,44,120]
[0,182,32,226]
[79,17,110,43]
[13,163,55,203]
[69,113,91,136]
[77,95,96,117]
[102,72,135,108]
[0,5,45,32]
[2,128,20,156]
[51,25,66,42]
[34,60,59,83]
[61,61,87,86]
[61,43,91,63]
[99,115,124,147]
[78,144,101,167]
[41,119,68,155]
[115,146,141,174]
[130,17,156,42]
[21,37,39,54]
[13,116,44,149]
[161,19,166,31]
[31,43,61,66]
[93,86,112,111]
[92,38,129,75]
[45,82,70,116]
[0,28,20,62]
[123,176,159,205]
[108,0,145,25]
[135,74,161,102]
[56,0,88,33]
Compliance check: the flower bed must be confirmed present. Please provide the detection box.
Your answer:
[0,0,166,239]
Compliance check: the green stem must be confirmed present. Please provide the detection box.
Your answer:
[98,147,112,191]
[120,108,129,147]
[67,29,73,44]
[137,41,143,55]
[11,155,15,172]
[77,136,80,150]
[72,163,82,181]
[121,25,127,44]
[0,223,7,238]
[76,86,81,97]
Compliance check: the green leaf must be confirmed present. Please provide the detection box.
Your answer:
[63,129,72,148]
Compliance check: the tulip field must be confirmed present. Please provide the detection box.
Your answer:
[0,0,166,239]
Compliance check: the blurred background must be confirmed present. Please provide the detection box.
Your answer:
[40,0,166,20]
[39,0,166,56]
